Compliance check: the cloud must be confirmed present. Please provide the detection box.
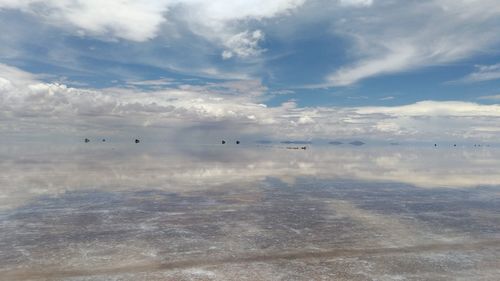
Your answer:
[478,94,500,100]
[328,43,416,86]
[357,101,500,117]
[3,0,500,86]
[379,96,394,101]
[326,0,500,86]
[0,0,304,59]
[0,0,170,41]
[2,63,500,141]
[221,30,265,60]
[168,0,306,60]
[456,63,500,83]
[339,0,373,7]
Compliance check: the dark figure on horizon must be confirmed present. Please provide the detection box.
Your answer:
[84,138,90,143]
[222,140,226,144]
[301,146,307,150]
[236,140,240,144]
[454,144,456,147]
[434,144,437,147]
[135,139,140,143]
[102,139,106,142]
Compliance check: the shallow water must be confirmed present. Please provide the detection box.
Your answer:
[1,143,499,280]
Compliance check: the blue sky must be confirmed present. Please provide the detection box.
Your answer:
[1,0,500,141]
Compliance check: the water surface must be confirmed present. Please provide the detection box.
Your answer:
[1,143,499,280]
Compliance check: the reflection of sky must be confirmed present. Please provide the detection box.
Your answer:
[1,143,500,280]
[2,143,500,210]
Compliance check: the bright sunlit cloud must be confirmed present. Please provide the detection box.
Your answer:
[1,1,500,141]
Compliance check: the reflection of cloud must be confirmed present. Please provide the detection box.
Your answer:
[2,144,500,210]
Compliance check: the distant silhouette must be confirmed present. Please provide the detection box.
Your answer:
[454,144,456,147]
[236,140,240,144]
[102,139,106,142]
[222,140,226,144]
[301,146,307,150]
[434,144,437,147]
[84,138,90,143]
[349,141,365,146]
[135,139,140,143]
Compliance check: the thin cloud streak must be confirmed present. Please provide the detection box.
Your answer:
[453,63,500,84]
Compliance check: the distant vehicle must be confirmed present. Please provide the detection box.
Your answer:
[135,139,140,143]
[84,138,90,143]
[236,140,240,144]
[222,140,226,144]
[286,146,307,150]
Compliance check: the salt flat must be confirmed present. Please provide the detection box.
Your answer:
[0,143,499,280]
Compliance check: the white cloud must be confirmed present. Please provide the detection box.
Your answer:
[0,0,170,41]
[3,0,500,82]
[2,64,500,141]
[339,0,373,7]
[175,0,305,59]
[358,101,500,117]
[0,0,305,59]
[326,0,500,86]
[478,94,500,100]
[221,30,265,60]
[457,63,500,83]
[379,96,394,101]
[328,43,416,86]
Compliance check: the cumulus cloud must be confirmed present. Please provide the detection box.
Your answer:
[2,63,500,141]
[2,0,500,84]
[0,0,304,59]
[221,30,265,60]
[0,0,170,41]
[169,0,305,60]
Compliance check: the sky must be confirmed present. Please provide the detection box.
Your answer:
[1,0,500,142]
